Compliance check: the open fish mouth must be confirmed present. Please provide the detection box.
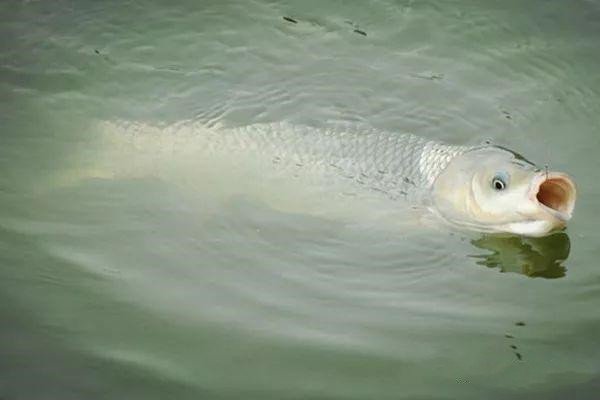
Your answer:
[533,172,577,222]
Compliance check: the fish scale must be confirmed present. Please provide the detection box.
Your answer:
[227,122,474,200]
[97,120,473,201]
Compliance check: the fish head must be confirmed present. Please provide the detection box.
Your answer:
[431,146,576,237]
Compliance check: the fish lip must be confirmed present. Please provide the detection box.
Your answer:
[530,171,577,223]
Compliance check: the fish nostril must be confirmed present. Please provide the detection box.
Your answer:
[536,178,572,213]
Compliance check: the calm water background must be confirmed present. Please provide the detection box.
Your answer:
[2,1,600,399]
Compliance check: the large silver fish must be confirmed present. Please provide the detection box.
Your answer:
[220,123,576,237]
[94,121,576,237]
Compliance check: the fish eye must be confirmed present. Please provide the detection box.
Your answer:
[491,172,509,191]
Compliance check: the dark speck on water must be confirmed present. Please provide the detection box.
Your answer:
[353,29,367,36]
[510,345,518,350]
[94,49,100,54]
[515,352,523,361]
[412,72,444,81]
[283,16,298,24]
[515,321,526,326]
[505,333,514,339]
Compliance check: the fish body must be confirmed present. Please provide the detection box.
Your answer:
[222,123,472,200]
[95,121,576,237]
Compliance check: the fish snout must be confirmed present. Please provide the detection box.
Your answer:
[531,172,577,223]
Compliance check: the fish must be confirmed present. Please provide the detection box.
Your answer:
[91,121,576,237]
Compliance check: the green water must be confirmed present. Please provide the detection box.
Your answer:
[2,1,600,399]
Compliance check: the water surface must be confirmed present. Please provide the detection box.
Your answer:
[2,1,600,399]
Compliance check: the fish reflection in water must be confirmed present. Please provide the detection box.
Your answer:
[470,232,570,278]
